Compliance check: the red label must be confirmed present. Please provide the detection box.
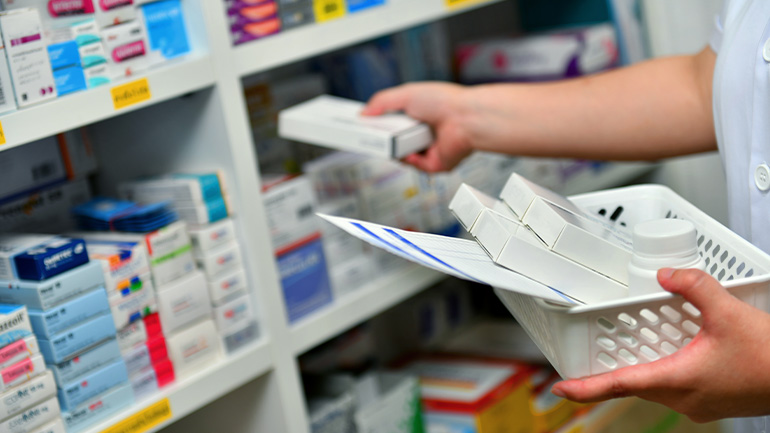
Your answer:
[48,0,95,16]
[0,339,27,363]
[2,358,32,384]
[112,40,146,63]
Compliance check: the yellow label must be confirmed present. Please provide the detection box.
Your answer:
[0,121,6,146]
[111,78,152,110]
[314,0,346,22]
[100,399,172,433]
[445,0,486,8]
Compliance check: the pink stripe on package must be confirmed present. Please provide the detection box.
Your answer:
[100,0,132,11]
[112,40,145,62]
[0,339,30,365]
[10,34,41,47]
[48,0,96,17]
[2,358,33,384]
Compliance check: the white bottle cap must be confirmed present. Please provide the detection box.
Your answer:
[632,219,698,259]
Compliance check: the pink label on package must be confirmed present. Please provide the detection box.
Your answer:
[99,0,132,11]
[2,358,33,384]
[112,40,146,62]
[48,0,95,16]
[10,34,41,47]
[0,339,29,364]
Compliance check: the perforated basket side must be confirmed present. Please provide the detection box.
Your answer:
[497,185,770,379]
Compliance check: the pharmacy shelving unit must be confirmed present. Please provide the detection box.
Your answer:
[0,1,656,432]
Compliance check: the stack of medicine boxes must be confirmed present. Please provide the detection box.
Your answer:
[83,239,174,401]
[0,234,133,433]
[77,217,221,380]
[120,173,259,354]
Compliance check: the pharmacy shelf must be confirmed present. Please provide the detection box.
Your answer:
[0,55,215,153]
[290,264,445,355]
[81,339,273,433]
[233,0,503,77]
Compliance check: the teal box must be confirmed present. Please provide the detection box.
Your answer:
[142,0,191,59]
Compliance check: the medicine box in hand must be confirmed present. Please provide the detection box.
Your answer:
[278,95,433,159]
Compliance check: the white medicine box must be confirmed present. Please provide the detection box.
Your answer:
[278,95,433,159]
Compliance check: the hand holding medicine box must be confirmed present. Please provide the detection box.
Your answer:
[278,95,433,159]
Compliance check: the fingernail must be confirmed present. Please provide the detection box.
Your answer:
[658,268,675,280]
[551,387,566,398]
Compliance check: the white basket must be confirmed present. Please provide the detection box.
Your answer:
[493,184,770,379]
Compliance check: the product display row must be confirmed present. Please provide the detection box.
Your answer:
[0,0,190,112]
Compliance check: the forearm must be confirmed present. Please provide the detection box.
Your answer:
[460,48,717,161]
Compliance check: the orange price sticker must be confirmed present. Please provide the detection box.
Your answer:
[111,78,152,110]
[0,121,6,146]
[100,398,172,433]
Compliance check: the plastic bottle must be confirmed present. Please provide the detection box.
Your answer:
[627,219,707,297]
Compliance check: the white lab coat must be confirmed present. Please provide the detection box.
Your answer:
[711,0,770,431]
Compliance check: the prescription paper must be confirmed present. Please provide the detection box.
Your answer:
[317,214,579,305]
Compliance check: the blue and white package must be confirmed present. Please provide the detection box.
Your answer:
[277,237,333,323]
[28,288,110,338]
[50,339,122,388]
[141,0,190,59]
[0,235,57,281]
[58,359,129,411]
[13,237,89,281]
[47,41,81,70]
[38,313,117,364]
[108,281,155,330]
[62,383,134,433]
[0,305,32,348]
[72,198,177,232]
[0,261,104,310]
[52,65,87,97]
[78,42,107,68]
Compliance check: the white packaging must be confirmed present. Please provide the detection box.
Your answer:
[353,372,420,433]
[195,242,242,279]
[0,335,39,371]
[116,319,147,352]
[0,353,45,392]
[213,292,256,337]
[188,218,237,255]
[278,95,433,159]
[0,42,16,114]
[0,397,59,433]
[207,267,248,306]
[28,419,65,433]
[472,209,628,304]
[108,278,156,330]
[100,20,151,79]
[329,255,375,299]
[94,0,136,28]
[523,198,633,284]
[166,319,220,379]
[499,172,582,219]
[84,241,151,296]
[449,183,518,231]
[318,196,368,268]
[262,175,321,253]
[156,270,212,334]
[0,370,55,420]
[0,9,57,107]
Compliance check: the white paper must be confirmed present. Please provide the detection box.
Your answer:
[317,214,578,305]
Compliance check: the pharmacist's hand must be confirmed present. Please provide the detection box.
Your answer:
[362,82,474,172]
[551,268,770,423]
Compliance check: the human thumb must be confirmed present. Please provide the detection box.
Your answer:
[657,268,730,319]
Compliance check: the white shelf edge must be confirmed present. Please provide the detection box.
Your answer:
[234,0,503,77]
[80,339,273,433]
[0,55,215,153]
[290,264,445,355]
